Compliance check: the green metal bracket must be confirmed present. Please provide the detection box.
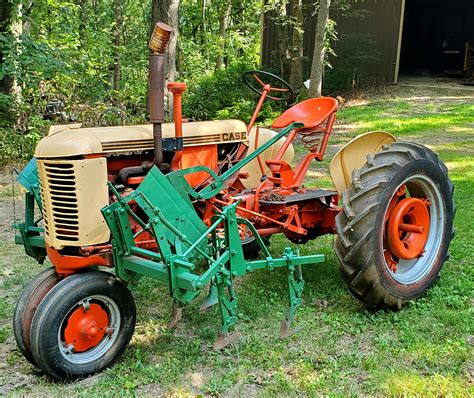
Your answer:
[13,157,47,263]
[16,157,42,210]
[281,249,305,337]
[14,191,46,264]
[166,122,304,201]
[101,146,325,347]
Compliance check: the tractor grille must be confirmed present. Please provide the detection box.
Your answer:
[37,158,110,249]
[40,162,79,242]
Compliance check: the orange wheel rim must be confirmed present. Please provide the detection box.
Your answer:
[64,303,109,352]
[386,197,430,260]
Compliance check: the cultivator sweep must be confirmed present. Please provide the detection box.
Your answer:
[12,22,454,380]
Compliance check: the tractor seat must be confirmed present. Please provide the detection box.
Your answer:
[272,97,338,130]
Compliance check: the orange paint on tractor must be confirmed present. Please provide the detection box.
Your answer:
[64,303,109,352]
[46,246,111,276]
[180,145,218,186]
[167,82,187,170]
[387,197,430,260]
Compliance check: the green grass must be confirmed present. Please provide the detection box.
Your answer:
[0,85,473,396]
[337,99,474,137]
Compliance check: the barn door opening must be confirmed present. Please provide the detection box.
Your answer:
[399,0,474,79]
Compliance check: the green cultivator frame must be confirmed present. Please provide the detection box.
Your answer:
[103,165,324,349]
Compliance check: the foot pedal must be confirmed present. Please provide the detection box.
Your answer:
[167,305,183,329]
[213,331,241,351]
[279,319,303,339]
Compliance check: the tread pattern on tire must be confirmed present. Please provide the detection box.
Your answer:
[29,271,136,380]
[13,267,61,366]
[335,142,455,309]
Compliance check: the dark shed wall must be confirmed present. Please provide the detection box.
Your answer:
[261,0,404,84]
[331,0,403,84]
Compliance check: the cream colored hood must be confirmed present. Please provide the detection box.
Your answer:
[35,120,247,158]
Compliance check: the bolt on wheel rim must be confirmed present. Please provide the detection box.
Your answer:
[383,174,445,285]
[58,295,121,365]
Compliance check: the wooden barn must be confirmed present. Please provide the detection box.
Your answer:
[261,0,474,85]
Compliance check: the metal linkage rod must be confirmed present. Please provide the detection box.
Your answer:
[198,121,304,198]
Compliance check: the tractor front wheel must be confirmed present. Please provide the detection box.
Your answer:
[29,271,136,380]
[335,142,455,309]
[13,267,62,366]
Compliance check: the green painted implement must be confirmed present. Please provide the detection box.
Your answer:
[102,164,324,349]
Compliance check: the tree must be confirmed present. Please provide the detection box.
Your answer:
[271,0,305,89]
[0,0,22,101]
[151,0,179,85]
[215,1,231,70]
[309,0,331,97]
[0,0,13,95]
[288,0,303,89]
[112,0,123,93]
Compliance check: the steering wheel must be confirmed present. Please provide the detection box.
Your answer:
[243,70,295,102]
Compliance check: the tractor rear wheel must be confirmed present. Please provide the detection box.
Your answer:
[242,235,270,258]
[13,267,61,366]
[29,271,136,380]
[335,142,455,309]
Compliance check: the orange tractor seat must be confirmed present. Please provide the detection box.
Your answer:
[272,97,338,130]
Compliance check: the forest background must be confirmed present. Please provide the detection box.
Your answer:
[0,0,354,164]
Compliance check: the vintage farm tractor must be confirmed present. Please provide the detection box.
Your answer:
[13,23,454,380]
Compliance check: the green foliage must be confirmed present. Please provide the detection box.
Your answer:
[324,32,380,92]
[0,93,15,127]
[179,0,261,78]
[0,0,267,163]
[183,63,284,124]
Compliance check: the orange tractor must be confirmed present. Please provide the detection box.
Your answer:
[13,23,454,380]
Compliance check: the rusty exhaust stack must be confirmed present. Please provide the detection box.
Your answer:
[148,22,172,167]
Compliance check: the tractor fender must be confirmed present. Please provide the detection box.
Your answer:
[329,131,396,194]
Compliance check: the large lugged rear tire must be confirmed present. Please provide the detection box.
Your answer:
[335,142,455,309]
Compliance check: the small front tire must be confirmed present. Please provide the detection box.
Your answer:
[13,267,61,366]
[242,235,270,258]
[30,271,136,380]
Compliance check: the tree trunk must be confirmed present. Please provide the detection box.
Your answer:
[276,2,290,79]
[201,0,208,68]
[288,0,303,89]
[309,0,331,97]
[9,1,23,102]
[215,2,231,71]
[275,0,303,87]
[151,0,179,85]
[112,0,122,93]
[151,0,179,118]
[78,0,88,42]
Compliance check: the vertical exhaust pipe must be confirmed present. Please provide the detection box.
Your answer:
[148,22,172,167]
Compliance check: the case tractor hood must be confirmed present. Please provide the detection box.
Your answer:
[35,120,248,158]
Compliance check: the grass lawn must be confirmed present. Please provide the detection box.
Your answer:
[0,85,473,396]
